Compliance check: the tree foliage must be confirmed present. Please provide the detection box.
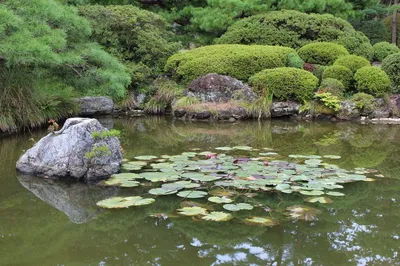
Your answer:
[78,5,181,91]
[0,0,131,131]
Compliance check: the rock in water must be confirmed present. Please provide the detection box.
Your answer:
[187,73,257,103]
[16,118,122,181]
[75,96,114,116]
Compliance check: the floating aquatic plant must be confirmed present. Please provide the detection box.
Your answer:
[97,196,155,209]
[177,207,207,216]
[244,217,277,226]
[202,212,233,222]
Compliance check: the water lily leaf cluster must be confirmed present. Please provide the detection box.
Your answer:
[96,147,381,225]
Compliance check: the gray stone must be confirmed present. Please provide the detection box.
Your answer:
[75,96,114,116]
[271,102,301,117]
[187,73,257,103]
[16,118,122,181]
[17,175,119,224]
[337,101,360,120]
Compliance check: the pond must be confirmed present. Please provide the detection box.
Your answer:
[1,117,400,266]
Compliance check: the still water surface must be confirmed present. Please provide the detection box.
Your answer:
[0,117,399,266]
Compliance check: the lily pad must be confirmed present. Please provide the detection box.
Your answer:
[162,181,200,190]
[215,147,233,151]
[118,180,141,188]
[177,207,207,216]
[259,152,278,156]
[244,217,277,226]
[326,191,345,197]
[208,196,233,204]
[323,155,341,159]
[177,190,208,199]
[134,155,157,160]
[300,190,324,196]
[223,203,253,212]
[233,146,253,151]
[97,196,155,209]
[285,205,321,221]
[209,188,236,197]
[202,212,233,222]
[121,164,142,171]
[111,173,143,180]
[149,188,178,196]
[304,197,333,204]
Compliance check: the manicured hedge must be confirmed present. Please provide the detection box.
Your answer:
[381,53,400,93]
[333,55,370,73]
[319,78,345,97]
[354,66,391,96]
[165,44,295,83]
[249,67,318,102]
[372,42,400,62]
[298,42,349,65]
[287,53,304,69]
[216,10,374,60]
[322,65,353,90]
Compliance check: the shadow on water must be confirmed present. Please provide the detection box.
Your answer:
[1,116,400,265]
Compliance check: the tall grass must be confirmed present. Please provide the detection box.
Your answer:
[242,89,273,119]
[144,78,184,114]
[0,67,78,132]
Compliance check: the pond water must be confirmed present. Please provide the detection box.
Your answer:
[1,117,400,266]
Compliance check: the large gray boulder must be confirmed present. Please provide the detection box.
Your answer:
[186,73,257,103]
[271,101,301,117]
[75,96,114,116]
[16,118,122,181]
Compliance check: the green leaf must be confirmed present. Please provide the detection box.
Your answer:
[300,190,325,196]
[202,212,233,222]
[149,188,178,196]
[233,146,253,151]
[177,190,208,199]
[304,197,333,204]
[323,155,341,159]
[284,205,321,221]
[177,207,207,216]
[96,196,155,209]
[215,147,233,151]
[134,155,157,160]
[244,217,277,226]
[208,196,233,204]
[326,191,345,196]
[223,203,253,212]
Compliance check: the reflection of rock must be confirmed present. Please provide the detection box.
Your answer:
[75,96,114,116]
[17,175,119,224]
[16,118,122,181]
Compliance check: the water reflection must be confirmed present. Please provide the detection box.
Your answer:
[17,175,119,224]
[1,117,400,265]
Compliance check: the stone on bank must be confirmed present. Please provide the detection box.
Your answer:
[16,118,122,181]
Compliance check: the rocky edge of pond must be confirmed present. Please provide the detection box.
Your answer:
[16,117,122,181]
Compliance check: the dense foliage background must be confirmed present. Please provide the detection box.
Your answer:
[0,0,399,131]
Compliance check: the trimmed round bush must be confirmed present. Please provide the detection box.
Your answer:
[373,42,400,62]
[322,65,353,90]
[298,42,349,65]
[287,53,304,69]
[165,44,295,83]
[249,67,319,102]
[333,55,370,73]
[319,78,345,97]
[381,53,400,92]
[354,66,391,96]
[216,10,374,60]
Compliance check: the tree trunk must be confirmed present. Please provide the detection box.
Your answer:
[393,0,398,45]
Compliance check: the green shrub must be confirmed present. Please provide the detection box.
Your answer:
[79,5,181,91]
[333,55,370,73]
[382,53,400,93]
[383,14,400,45]
[298,42,349,65]
[287,53,304,69]
[351,19,388,45]
[314,92,341,112]
[322,65,353,90]
[249,67,318,102]
[351,92,376,112]
[165,44,295,83]
[319,78,345,97]
[216,10,374,59]
[354,66,391,96]
[372,42,400,62]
